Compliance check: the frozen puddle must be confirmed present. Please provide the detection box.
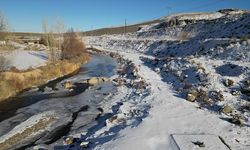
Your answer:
[170,134,230,150]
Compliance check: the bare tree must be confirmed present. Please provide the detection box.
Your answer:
[0,56,11,72]
[53,17,65,51]
[42,19,57,61]
[0,11,9,41]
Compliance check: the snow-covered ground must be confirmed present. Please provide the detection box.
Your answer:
[0,9,250,150]
[0,50,48,70]
[83,9,250,150]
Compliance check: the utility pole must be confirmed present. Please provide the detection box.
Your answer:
[124,19,127,34]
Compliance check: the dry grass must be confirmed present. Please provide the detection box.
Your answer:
[0,60,81,101]
[61,29,89,60]
[0,44,16,51]
[0,116,55,150]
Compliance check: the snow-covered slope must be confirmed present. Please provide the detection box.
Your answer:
[84,9,250,150]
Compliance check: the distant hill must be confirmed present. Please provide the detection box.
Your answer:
[81,19,162,36]
[7,18,163,38]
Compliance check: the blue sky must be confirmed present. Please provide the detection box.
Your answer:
[0,0,249,32]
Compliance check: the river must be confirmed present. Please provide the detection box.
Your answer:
[0,53,118,149]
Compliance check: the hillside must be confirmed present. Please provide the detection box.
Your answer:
[83,9,250,150]
[7,19,161,38]
[81,19,161,36]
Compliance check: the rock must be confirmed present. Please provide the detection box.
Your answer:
[105,115,126,128]
[84,77,110,86]
[88,77,99,85]
[221,105,233,114]
[64,82,75,90]
[231,89,241,96]
[241,87,250,96]
[113,78,125,86]
[101,77,110,82]
[244,80,250,86]
[183,83,192,89]
[186,89,199,102]
[210,91,224,101]
[0,111,72,150]
[196,89,211,104]
[186,93,196,102]
[80,141,90,148]
[64,136,74,145]
[223,79,234,87]
[217,91,224,101]
[155,68,160,73]
[229,115,244,126]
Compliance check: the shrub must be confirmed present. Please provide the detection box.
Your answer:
[0,56,11,71]
[61,29,88,60]
[39,34,57,47]
[39,36,47,45]
[0,44,16,51]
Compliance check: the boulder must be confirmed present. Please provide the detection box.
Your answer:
[223,79,234,87]
[64,82,75,90]
[229,115,244,126]
[221,105,233,114]
[83,77,110,86]
[186,89,199,102]
[64,136,74,145]
[88,77,99,85]
[186,93,196,102]
[80,141,90,148]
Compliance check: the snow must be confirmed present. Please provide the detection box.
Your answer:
[0,9,250,150]
[171,134,229,150]
[0,111,56,143]
[161,12,224,21]
[0,50,48,70]
[92,52,250,150]
[82,10,250,150]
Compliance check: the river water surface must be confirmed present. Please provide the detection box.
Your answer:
[0,53,118,149]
